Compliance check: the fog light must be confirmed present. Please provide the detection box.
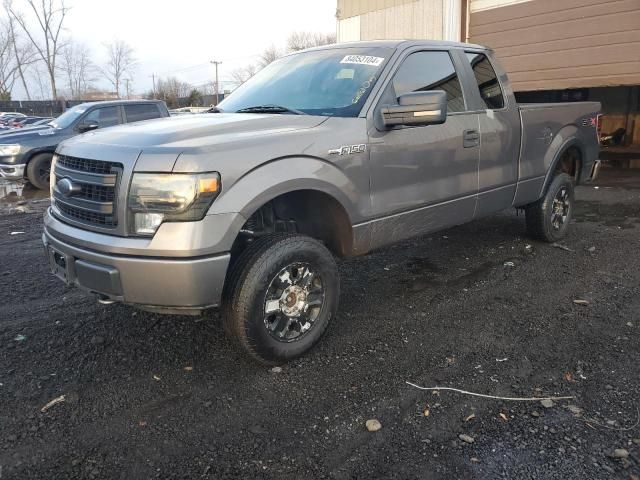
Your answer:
[134,212,164,235]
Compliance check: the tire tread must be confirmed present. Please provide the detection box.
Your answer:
[221,233,338,364]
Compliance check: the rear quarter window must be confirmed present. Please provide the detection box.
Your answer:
[465,53,505,110]
[124,104,162,123]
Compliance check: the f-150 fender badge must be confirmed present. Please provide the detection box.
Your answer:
[328,144,366,155]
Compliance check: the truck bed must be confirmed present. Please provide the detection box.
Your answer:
[512,101,600,207]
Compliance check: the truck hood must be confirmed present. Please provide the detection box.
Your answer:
[65,113,328,149]
[0,126,58,142]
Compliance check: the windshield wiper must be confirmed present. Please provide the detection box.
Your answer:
[235,104,306,115]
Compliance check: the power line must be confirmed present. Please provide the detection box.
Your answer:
[154,54,261,76]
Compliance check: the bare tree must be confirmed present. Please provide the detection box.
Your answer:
[6,12,35,100]
[30,62,48,99]
[101,39,136,98]
[0,22,19,99]
[7,0,69,99]
[229,63,257,86]
[60,40,94,99]
[258,45,280,68]
[154,76,192,108]
[286,31,336,52]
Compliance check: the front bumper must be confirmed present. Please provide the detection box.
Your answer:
[42,212,236,313]
[0,162,25,180]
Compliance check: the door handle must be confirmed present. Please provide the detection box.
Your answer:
[463,129,480,148]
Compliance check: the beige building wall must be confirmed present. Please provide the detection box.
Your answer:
[336,0,462,42]
[468,0,640,91]
[469,0,532,12]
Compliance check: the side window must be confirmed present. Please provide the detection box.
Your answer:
[83,107,120,127]
[124,104,161,123]
[465,53,505,110]
[392,51,465,113]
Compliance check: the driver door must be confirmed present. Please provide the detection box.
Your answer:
[79,106,122,130]
[367,49,480,249]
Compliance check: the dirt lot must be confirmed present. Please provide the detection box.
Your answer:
[0,170,639,480]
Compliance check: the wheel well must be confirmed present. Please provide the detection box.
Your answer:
[24,150,55,169]
[553,146,582,182]
[233,190,354,258]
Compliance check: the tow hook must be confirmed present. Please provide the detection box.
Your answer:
[96,294,115,305]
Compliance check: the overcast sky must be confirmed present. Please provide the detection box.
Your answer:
[10,0,338,99]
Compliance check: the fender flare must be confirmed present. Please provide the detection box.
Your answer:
[24,147,56,164]
[539,133,584,196]
[208,155,361,236]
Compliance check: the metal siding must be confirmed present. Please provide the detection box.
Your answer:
[469,0,640,91]
[470,0,533,13]
[337,15,362,42]
[357,0,446,40]
[337,0,418,19]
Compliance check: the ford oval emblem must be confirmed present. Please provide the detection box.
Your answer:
[57,178,80,197]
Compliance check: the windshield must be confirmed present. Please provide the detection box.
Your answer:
[218,47,392,117]
[50,106,88,129]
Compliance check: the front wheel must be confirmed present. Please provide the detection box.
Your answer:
[525,173,575,242]
[26,153,53,190]
[222,234,340,364]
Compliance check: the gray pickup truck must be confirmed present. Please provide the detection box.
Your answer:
[42,40,600,364]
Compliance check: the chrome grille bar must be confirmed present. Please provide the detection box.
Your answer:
[51,155,122,229]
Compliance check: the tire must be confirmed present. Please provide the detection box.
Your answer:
[221,233,340,365]
[525,173,575,242]
[26,153,53,190]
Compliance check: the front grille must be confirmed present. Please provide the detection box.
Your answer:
[79,182,115,202]
[56,202,117,227]
[56,155,120,175]
[52,155,122,229]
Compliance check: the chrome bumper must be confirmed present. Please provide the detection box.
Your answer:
[0,163,25,180]
[589,159,601,182]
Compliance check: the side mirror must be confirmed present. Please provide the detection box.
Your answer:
[381,90,447,127]
[77,122,99,133]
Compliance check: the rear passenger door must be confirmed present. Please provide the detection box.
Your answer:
[367,49,480,249]
[463,51,521,217]
[124,103,161,123]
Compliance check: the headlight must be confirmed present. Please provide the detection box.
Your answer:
[0,144,20,156]
[128,172,221,236]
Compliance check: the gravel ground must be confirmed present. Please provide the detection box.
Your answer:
[0,170,639,479]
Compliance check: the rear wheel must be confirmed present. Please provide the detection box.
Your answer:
[221,233,339,364]
[525,173,575,242]
[26,153,53,190]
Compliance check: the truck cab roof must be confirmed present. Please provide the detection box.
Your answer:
[304,39,488,52]
[68,99,167,110]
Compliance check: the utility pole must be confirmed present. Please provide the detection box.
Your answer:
[150,74,157,99]
[125,79,131,99]
[210,60,222,105]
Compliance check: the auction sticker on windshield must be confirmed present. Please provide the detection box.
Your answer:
[340,55,384,66]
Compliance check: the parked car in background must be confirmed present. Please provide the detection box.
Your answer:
[28,117,54,127]
[0,113,26,126]
[9,116,51,128]
[0,117,54,135]
[41,40,601,364]
[0,100,169,188]
[169,107,210,115]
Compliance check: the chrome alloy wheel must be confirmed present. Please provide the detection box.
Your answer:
[263,263,325,342]
[551,186,570,230]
